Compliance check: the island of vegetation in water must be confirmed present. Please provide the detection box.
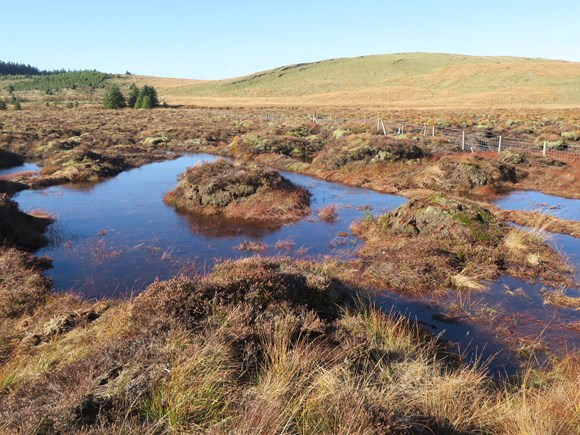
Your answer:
[164,159,311,225]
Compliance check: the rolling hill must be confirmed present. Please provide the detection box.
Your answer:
[148,53,580,108]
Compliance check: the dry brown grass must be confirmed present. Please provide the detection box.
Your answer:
[317,204,338,222]
[1,254,579,433]
[164,160,311,224]
[540,287,580,309]
[500,209,580,238]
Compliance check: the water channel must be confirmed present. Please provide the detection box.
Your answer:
[4,156,579,374]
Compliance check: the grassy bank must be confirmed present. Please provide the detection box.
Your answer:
[0,253,578,433]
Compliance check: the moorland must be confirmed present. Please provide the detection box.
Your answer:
[0,53,579,434]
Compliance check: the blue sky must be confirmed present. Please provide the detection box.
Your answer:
[4,0,579,79]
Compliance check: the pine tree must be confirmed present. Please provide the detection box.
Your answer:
[141,85,159,108]
[141,95,151,109]
[102,85,126,109]
[134,94,144,109]
[128,83,139,108]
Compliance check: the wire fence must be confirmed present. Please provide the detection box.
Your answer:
[306,114,580,161]
[186,108,580,160]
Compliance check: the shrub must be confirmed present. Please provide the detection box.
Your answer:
[102,85,126,109]
[127,83,139,108]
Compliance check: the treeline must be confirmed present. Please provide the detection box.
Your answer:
[0,60,77,76]
[8,71,111,92]
[0,60,44,76]
[103,84,160,109]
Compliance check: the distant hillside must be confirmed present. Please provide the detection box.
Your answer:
[9,70,111,92]
[157,53,580,108]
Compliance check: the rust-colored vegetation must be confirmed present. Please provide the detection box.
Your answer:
[1,105,579,433]
[350,194,574,295]
[164,160,310,224]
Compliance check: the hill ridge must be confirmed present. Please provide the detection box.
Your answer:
[150,52,580,108]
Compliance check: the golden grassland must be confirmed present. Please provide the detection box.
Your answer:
[130,53,580,108]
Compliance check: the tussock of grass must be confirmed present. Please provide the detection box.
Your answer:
[540,287,580,309]
[451,270,488,291]
[317,204,338,222]
[500,209,580,239]
[164,159,310,224]
[1,256,579,433]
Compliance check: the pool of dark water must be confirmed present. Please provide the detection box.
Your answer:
[494,190,580,220]
[10,158,580,374]
[484,192,580,364]
[13,154,406,297]
[0,162,40,176]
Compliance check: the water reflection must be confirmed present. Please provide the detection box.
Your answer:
[13,154,406,296]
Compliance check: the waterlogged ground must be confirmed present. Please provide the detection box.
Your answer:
[9,156,580,372]
[494,190,580,220]
[0,162,40,176]
[13,154,406,297]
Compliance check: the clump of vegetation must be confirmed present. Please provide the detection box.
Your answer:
[415,155,526,193]
[102,85,126,109]
[0,194,53,250]
[313,134,429,170]
[9,70,111,92]
[0,149,24,169]
[350,194,573,294]
[317,204,338,222]
[164,160,310,225]
[236,240,268,252]
[230,124,327,161]
[35,148,130,185]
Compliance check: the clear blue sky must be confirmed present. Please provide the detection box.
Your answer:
[4,0,579,79]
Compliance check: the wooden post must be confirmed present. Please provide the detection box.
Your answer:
[423,124,427,135]
[312,114,319,124]
[432,125,435,137]
[462,131,465,151]
[543,141,547,156]
[498,136,502,153]
[380,119,387,136]
[401,124,405,135]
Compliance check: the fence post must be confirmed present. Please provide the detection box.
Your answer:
[543,141,547,156]
[462,131,465,151]
[423,124,427,135]
[312,113,319,124]
[380,119,387,136]
[498,136,502,153]
[432,125,435,137]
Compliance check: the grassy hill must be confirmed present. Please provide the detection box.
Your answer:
[153,53,580,108]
